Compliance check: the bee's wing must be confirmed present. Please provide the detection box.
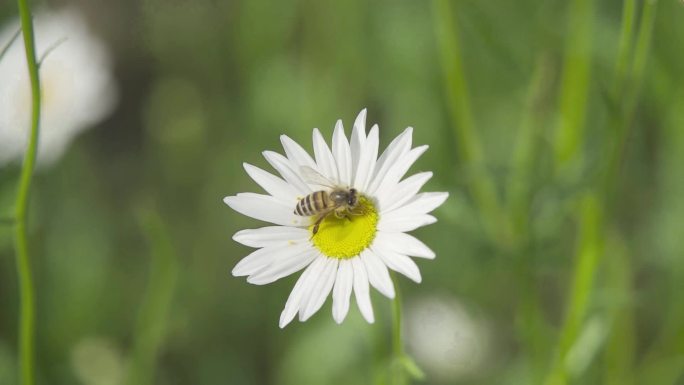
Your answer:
[299,166,336,188]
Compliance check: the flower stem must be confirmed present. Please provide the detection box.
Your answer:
[14,0,41,384]
[390,275,406,385]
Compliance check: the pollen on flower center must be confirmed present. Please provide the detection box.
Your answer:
[310,196,378,259]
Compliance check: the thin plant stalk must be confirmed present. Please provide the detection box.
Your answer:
[603,0,658,200]
[613,0,637,96]
[431,0,510,248]
[543,0,597,382]
[390,275,407,385]
[602,232,635,385]
[507,54,555,382]
[597,1,646,380]
[126,210,179,385]
[637,93,684,385]
[544,1,658,383]
[0,27,21,62]
[543,193,604,385]
[14,0,41,384]
[552,0,594,170]
[507,54,554,237]
[386,272,424,385]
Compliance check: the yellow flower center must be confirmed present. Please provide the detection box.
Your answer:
[310,196,378,259]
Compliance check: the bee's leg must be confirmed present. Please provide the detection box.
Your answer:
[311,214,327,237]
[334,208,352,221]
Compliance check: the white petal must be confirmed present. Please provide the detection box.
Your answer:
[393,192,449,216]
[280,135,317,169]
[243,163,299,204]
[351,257,374,323]
[247,247,318,285]
[350,108,367,181]
[353,124,379,191]
[360,249,395,299]
[299,258,338,321]
[332,259,354,324]
[373,232,435,259]
[224,194,309,227]
[263,151,312,195]
[232,243,306,277]
[372,246,422,283]
[374,145,429,200]
[378,171,433,213]
[233,226,309,248]
[279,256,325,328]
[367,127,413,195]
[378,214,437,232]
[332,119,352,187]
[312,128,339,184]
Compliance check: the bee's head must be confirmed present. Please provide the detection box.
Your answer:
[348,188,358,206]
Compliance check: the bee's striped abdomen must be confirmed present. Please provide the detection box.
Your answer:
[294,191,330,216]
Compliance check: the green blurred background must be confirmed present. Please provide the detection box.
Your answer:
[1,0,684,384]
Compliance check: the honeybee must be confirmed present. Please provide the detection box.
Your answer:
[295,166,359,235]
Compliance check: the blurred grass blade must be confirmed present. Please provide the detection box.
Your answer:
[37,37,67,68]
[399,355,425,381]
[126,210,179,385]
[602,232,635,385]
[1,217,15,226]
[553,0,594,170]
[507,53,555,236]
[544,193,603,385]
[565,315,609,378]
[431,0,510,247]
[603,0,658,199]
[624,0,658,120]
[637,64,683,385]
[508,54,556,381]
[0,27,21,62]
[613,0,637,95]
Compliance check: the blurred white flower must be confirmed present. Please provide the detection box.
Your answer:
[0,7,117,167]
[70,337,124,385]
[405,296,491,382]
[225,109,448,328]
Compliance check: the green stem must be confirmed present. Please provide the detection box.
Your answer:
[14,0,41,384]
[597,2,647,381]
[603,0,658,201]
[431,0,510,248]
[543,2,658,384]
[613,0,636,97]
[126,209,179,385]
[507,54,554,239]
[543,193,604,385]
[602,232,635,385]
[390,273,406,385]
[553,0,594,170]
[637,95,684,385]
[627,0,657,110]
[507,54,555,382]
[0,26,21,61]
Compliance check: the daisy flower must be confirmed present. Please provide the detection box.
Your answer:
[224,109,448,328]
[0,7,117,167]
